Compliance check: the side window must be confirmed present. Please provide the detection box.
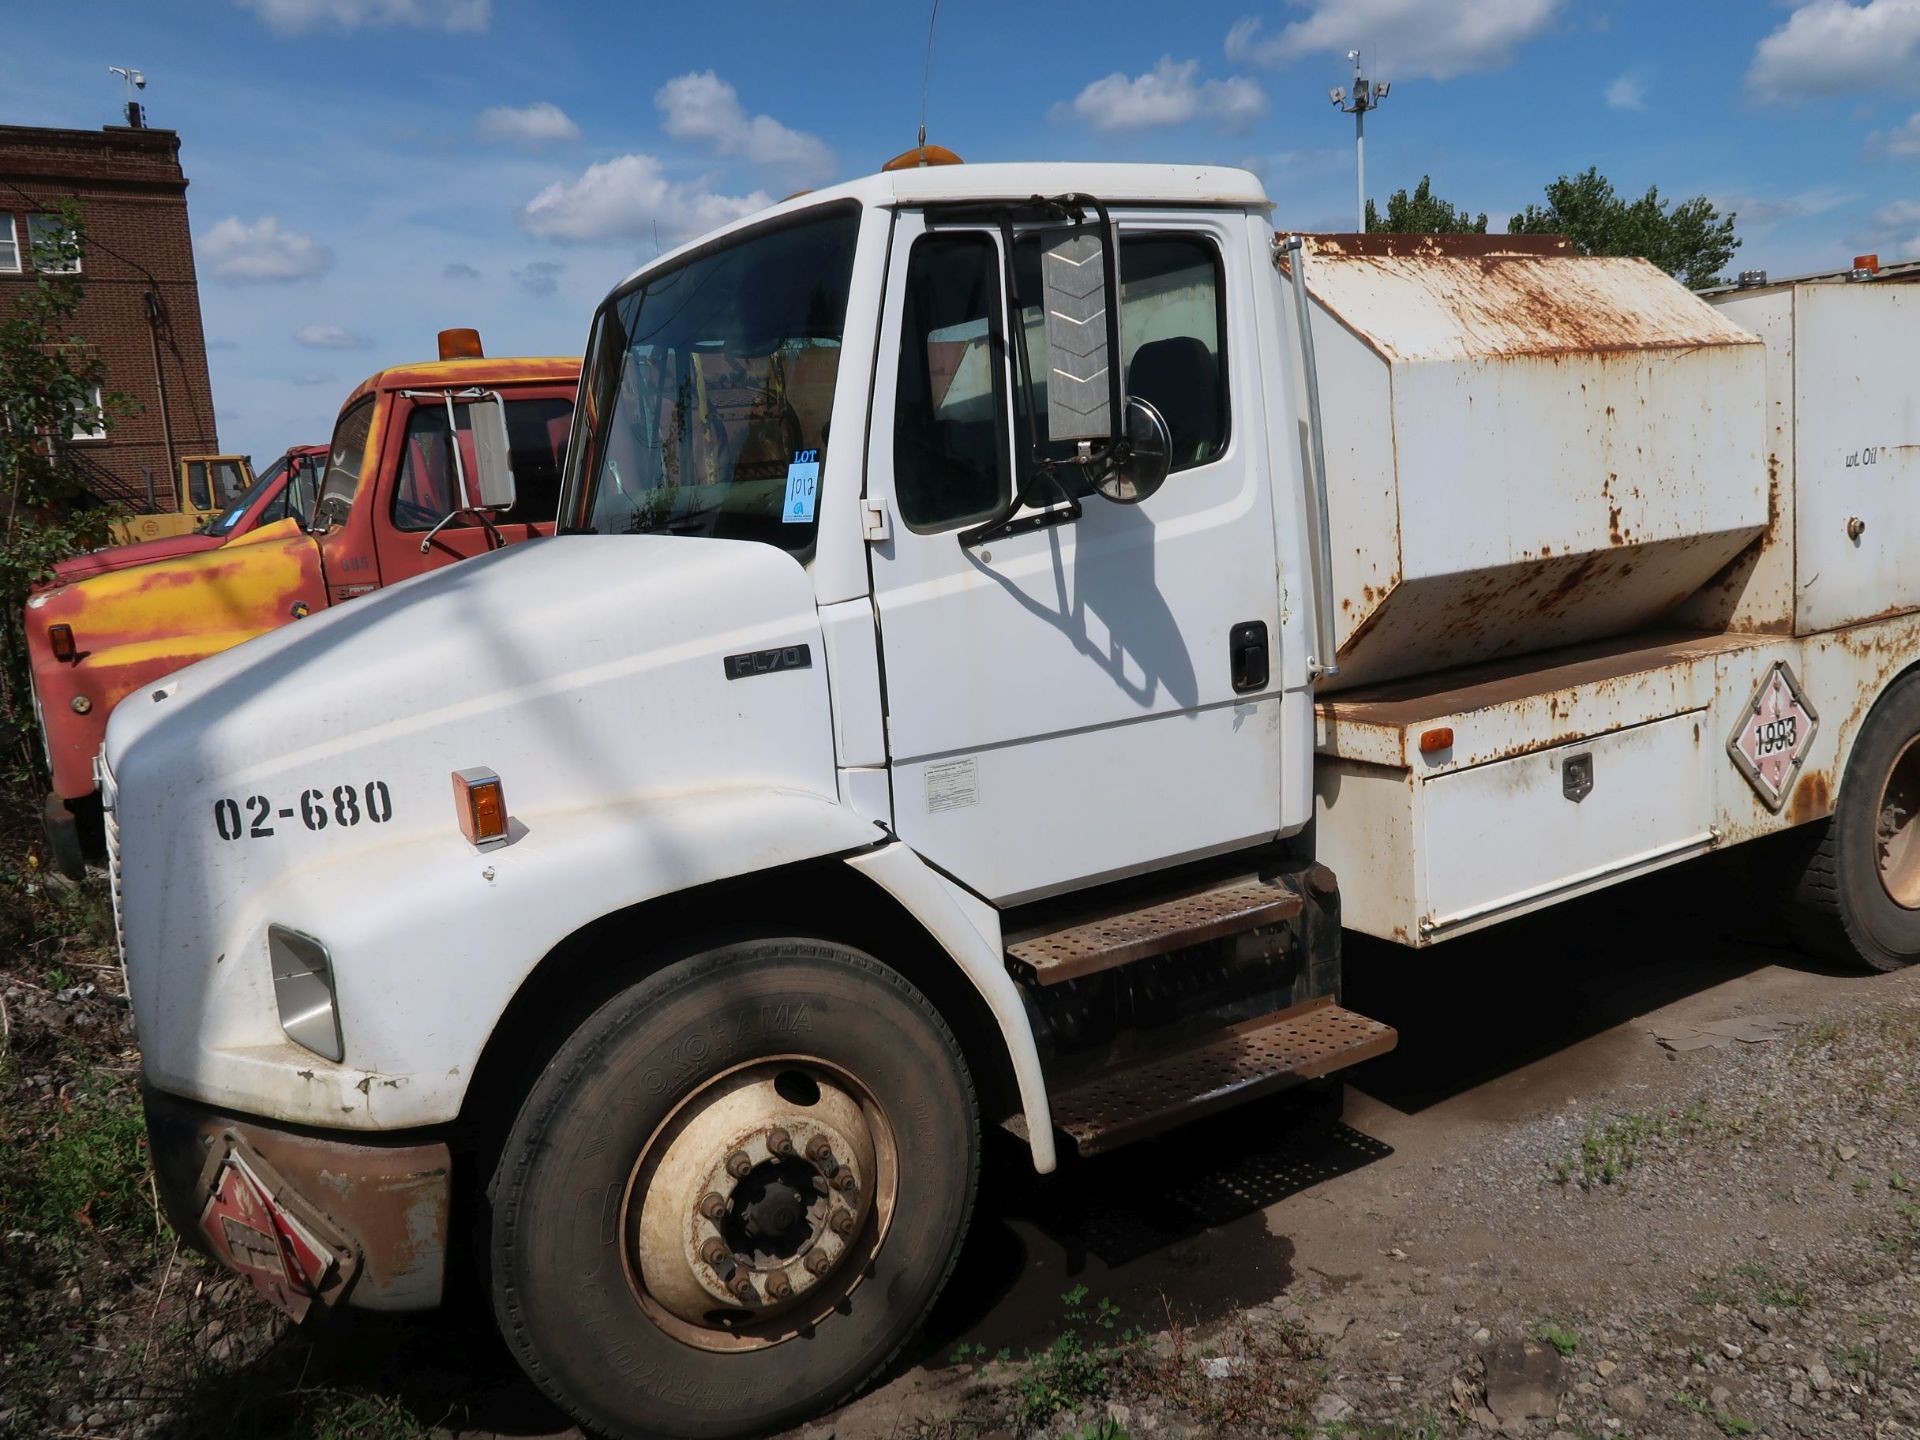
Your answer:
[0,213,18,273]
[186,460,210,509]
[1011,233,1229,486]
[210,459,248,507]
[313,397,376,529]
[390,396,573,531]
[1119,237,1227,471]
[892,234,1009,532]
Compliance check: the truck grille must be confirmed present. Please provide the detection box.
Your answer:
[101,767,128,980]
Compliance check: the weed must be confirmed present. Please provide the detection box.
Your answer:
[1674,1392,1756,1436]
[1853,1177,1874,1196]
[1555,1103,1709,1188]
[1533,1322,1579,1358]
[0,1069,159,1242]
[1010,1286,1134,1426]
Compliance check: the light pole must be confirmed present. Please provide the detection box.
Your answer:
[1328,50,1389,232]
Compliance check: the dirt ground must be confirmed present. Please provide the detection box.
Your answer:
[5,836,1920,1439]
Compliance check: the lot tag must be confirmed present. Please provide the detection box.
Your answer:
[782,449,821,524]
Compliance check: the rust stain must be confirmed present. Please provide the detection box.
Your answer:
[1786,770,1833,827]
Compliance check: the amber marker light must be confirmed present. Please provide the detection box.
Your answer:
[452,767,508,848]
[48,624,76,661]
[1419,727,1454,754]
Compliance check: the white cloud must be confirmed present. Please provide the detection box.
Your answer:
[1851,198,1920,255]
[200,216,334,283]
[1056,57,1268,133]
[1870,111,1920,156]
[475,101,580,148]
[1226,0,1561,81]
[443,261,482,279]
[235,0,488,33]
[294,323,371,350]
[654,71,833,185]
[1605,71,1646,111]
[513,260,563,297]
[1747,0,1920,102]
[519,154,771,246]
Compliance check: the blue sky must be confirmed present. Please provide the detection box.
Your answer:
[7,0,1920,463]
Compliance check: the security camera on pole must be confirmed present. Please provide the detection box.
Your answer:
[1328,50,1389,232]
[107,65,147,128]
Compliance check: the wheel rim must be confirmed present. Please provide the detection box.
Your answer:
[618,1057,899,1353]
[1876,736,1920,909]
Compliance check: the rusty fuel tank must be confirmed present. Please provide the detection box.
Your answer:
[1280,233,1768,690]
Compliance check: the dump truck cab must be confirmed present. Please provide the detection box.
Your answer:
[52,444,328,586]
[29,341,578,874]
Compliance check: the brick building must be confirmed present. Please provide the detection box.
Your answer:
[0,121,220,513]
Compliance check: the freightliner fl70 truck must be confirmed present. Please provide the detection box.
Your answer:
[97,163,1920,1439]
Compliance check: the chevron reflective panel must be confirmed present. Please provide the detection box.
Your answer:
[1040,230,1113,441]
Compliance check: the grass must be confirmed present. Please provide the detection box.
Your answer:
[0,1055,159,1244]
[1006,1286,1138,1426]
[1674,1392,1757,1436]
[1551,1102,1709,1188]
[1533,1322,1580,1357]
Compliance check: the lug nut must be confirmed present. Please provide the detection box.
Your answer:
[764,1272,793,1300]
[700,1237,732,1268]
[697,1191,727,1221]
[767,1127,793,1156]
[805,1136,834,1163]
[725,1150,753,1179]
[728,1273,757,1302]
[830,1210,855,1237]
[805,1251,834,1277]
[831,1171,856,1193]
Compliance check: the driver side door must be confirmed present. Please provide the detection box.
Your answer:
[866,208,1284,906]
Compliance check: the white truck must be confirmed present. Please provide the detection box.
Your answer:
[102,163,1919,1439]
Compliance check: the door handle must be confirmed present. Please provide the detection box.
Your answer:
[1230,621,1269,693]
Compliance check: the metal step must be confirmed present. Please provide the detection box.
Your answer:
[1006,875,1305,987]
[1008,998,1397,1157]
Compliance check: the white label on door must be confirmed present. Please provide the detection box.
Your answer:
[782,450,820,524]
[925,757,979,813]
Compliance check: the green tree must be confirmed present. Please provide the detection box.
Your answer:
[0,200,122,775]
[1366,175,1488,234]
[1509,167,1738,289]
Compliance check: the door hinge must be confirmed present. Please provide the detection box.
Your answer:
[862,499,891,542]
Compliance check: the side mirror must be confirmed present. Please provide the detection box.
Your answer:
[1092,397,1171,505]
[1038,226,1119,444]
[466,393,517,512]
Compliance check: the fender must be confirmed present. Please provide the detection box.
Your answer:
[136,785,1049,1169]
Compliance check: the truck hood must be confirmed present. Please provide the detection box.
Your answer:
[106,534,837,1019]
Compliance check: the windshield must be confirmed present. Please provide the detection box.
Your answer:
[565,205,860,550]
[207,455,289,535]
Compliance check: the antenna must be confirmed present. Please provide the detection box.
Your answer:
[916,0,941,161]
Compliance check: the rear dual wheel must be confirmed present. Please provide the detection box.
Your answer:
[490,939,979,1439]
[1786,672,1920,972]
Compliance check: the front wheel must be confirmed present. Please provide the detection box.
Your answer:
[490,938,979,1440]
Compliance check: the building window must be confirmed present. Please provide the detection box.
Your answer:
[70,384,106,441]
[28,214,81,274]
[0,213,19,273]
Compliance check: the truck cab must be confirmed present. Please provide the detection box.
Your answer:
[29,338,578,874]
[52,443,328,586]
[107,453,256,544]
[102,164,1920,1440]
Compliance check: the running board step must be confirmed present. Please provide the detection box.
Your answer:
[1006,875,1305,987]
[1007,998,1396,1157]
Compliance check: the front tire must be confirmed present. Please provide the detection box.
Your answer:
[1785,672,1920,971]
[490,938,979,1440]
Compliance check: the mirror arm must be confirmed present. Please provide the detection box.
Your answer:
[418,506,505,555]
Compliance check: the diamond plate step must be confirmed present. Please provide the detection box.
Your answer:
[1008,998,1397,1157]
[1006,876,1304,987]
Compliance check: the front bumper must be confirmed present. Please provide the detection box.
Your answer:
[144,1087,453,1316]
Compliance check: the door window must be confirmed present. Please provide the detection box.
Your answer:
[390,397,573,530]
[1010,234,1229,488]
[892,234,1009,532]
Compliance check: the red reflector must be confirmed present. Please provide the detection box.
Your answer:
[48,624,76,661]
[452,767,507,847]
[1419,727,1454,753]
